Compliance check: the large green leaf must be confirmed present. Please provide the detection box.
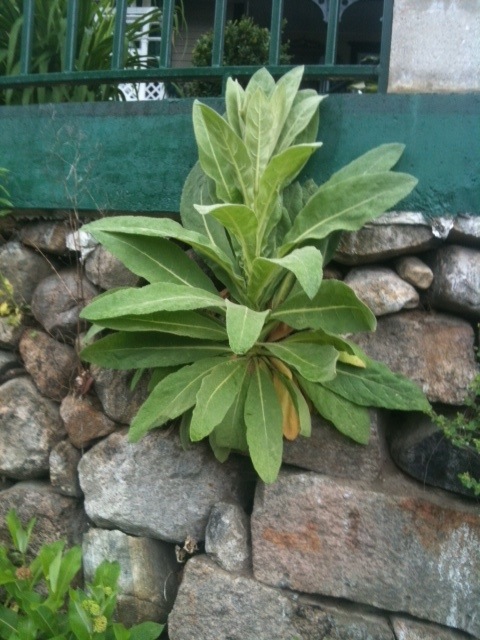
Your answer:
[322,358,432,413]
[196,203,258,271]
[245,87,279,192]
[225,300,270,355]
[298,376,371,444]
[281,172,418,251]
[84,216,244,294]
[271,279,376,333]
[193,101,254,205]
[190,359,247,441]
[80,282,225,322]
[225,77,245,137]
[264,341,338,383]
[81,332,230,369]
[250,246,324,304]
[272,66,305,133]
[91,230,217,293]
[245,361,284,484]
[209,364,250,452]
[128,358,228,441]
[274,90,324,154]
[256,143,322,245]
[326,143,406,186]
[90,310,227,341]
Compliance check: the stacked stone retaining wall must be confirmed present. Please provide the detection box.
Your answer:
[0,212,479,639]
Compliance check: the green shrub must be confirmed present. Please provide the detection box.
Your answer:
[80,67,431,484]
[0,0,160,104]
[178,16,291,97]
[0,510,164,639]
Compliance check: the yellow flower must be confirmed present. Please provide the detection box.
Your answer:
[93,615,108,633]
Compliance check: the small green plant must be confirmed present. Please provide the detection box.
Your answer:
[80,66,431,483]
[0,275,22,327]
[178,16,291,97]
[0,510,164,639]
[433,374,480,496]
[0,0,160,104]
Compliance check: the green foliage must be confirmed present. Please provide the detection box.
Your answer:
[0,0,160,104]
[179,16,291,97]
[0,275,22,327]
[432,374,480,496]
[0,510,164,640]
[80,66,431,483]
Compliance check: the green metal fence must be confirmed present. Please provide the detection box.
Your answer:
[0,0,394,96]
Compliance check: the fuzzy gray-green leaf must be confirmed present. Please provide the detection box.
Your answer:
[326,143,406,186]
[225,300,270,355]
[264,342,338,383]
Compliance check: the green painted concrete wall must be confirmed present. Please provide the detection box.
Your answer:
[1,93,478,216]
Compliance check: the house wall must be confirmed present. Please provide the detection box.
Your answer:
[388,0,480,93]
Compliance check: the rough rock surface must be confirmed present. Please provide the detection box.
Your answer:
[388,412,480,498]
[0,481,88,555]
[394,256,434,289]
[205,502,251,573]
[0,241,52,305]
[49,439,83,497]
[251,470,480,637]
[335,221,438,265]
[344,266,419,315]
[390,615,473,640]
[0,349,20,377]
[60,394,117,448]
[79,430,254,543]
[90,366,150,424]
[19,329,77,401]
[283,411,388,481]
[31,268,98,341]
[0,377,64,479]
[19,221,69,255]
[85,244,141,290]
[0,317,23,349]
[428,245,480,318]
[168,555,396,640]
[82,528,179,625]
[449,215,480,247]
[352,310,478,404]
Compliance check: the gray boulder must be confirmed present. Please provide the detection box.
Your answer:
[344,267,419,316]
[0,241,52,306]
[205,502,251,573]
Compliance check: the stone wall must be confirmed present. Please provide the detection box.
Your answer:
[0,212,479,639]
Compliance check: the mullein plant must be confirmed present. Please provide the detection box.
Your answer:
[80,66,431,483]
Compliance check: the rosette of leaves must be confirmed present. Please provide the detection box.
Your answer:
[80,66,431,483]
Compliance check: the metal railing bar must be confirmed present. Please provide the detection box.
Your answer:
[324,0,341,65]
[112,0,128,70]
[211,0,227,67]
[269,0,284,66]
[65,0,80,73]
[159,0,175,67]
[377,0,394,93]
[20,0,35,75]
[0,64,379,90]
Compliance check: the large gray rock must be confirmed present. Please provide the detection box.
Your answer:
[19,221,69,255]
[0,241,52,306]
[394,256,434,290]
[0,377,65,479]
[168,555,395,640]
[428,245,480,318]
[60,394,117,449]
[0,349,20,379]
[251,470,480,637]
[352,310,478,405]
[90,366,150,424]
[0,481,87,556]
[85,244,141,290]
[388,412,480,499]
[31,268,99,341]
[82,528,179,625]
[19,329,77,401]
[0,317,23,349]
[283,411,388,482]
[205,502,251,573]
[391,616,473,640]
[449,215,480,248]
[335,217,437,265]
[78,430,254,543]
[344,267,419,316]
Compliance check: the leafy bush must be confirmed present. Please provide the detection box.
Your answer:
[433,374,480,496]
[80,66,431,483]
[0,510,164,639]
[178,16,291,97]
[0,0,160,104]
